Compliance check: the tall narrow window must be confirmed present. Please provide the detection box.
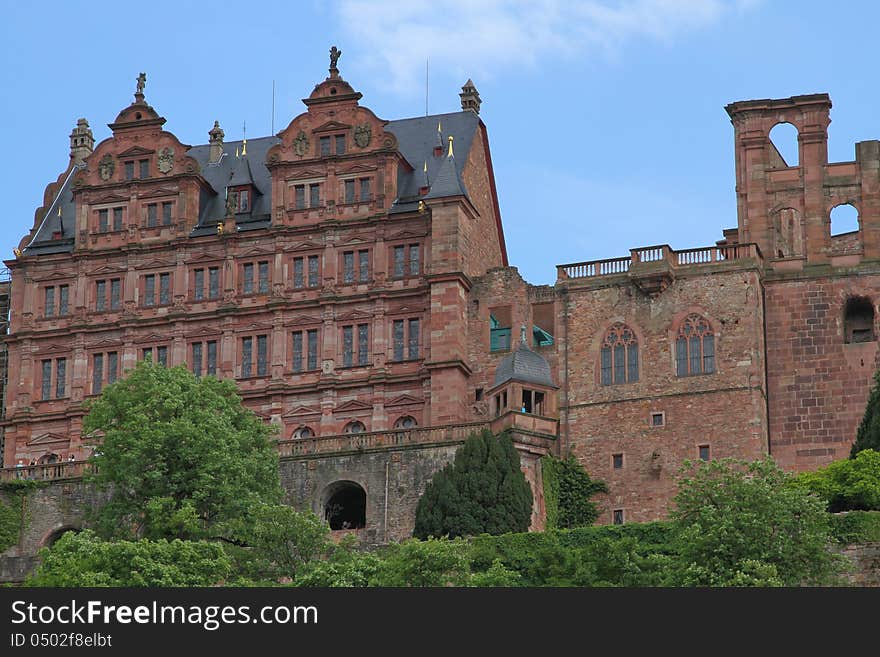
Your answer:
[409,244,420,276]
[107,352,118,384]
[194,269,205,301]
[147,204,157,228]
[44,287,55,317]
[600,323,638,385]
[343,325,354,367]
[41,360,52,400]
[143,347,153,362]
[55,358,66,398]
[59,285,69,316]
[241,337,253,378]
[393,320,404,362]
[335,135,345,155]
[162,202,173,226]
[292,331,303,373]
[309,183,320,208]
[345,179,355,204]
[308,255,319,288]
[307,329,318,371]
[156,346,168,367]
[320,136,331,156]
[293,258,304,289]
[208,267,219,299]
[113,207,123,231]
[257,335,268,376]
[139,159,149,179]
[242,263,254,295]
[124,161,134,181]
[613,509,624,525]
[192,342,203,377]
[844,297,875,344]
[358,324,369,366]
[676,314,715,376]
[343,251,355,284]
[238,190,249,212]
[92,354,103,394]
[359,178,370,202]
[258,261,269,294]
[98,209,108,233]
[295,185,305,210]
[110,279,121,310]
[159,273,170,305]
[358,250,369,282]
[699,445,711,462]
[408,319,420,360]
[206,341,217,376]
[144,275,156,307]
[95,280,106,312]
[393,246,405,278]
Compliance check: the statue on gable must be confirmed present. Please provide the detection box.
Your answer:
[98,154,115,181]
[293,130,309,157]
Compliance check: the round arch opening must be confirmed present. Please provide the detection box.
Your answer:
[321,480,366,530]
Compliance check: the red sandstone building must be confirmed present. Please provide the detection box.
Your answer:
[2,54,878,532]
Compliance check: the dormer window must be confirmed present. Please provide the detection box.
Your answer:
[239,190,249,212]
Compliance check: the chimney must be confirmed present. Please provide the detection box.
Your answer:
[459,79,481,114]
[69,118,94,164]
[209,120,225,163]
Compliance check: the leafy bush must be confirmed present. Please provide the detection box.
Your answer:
[828,511,880,544]
[851,370,880,457]
[793,450,880,512]
[28,530,232,587]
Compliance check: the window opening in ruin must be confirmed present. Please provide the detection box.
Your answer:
[532,303,555,346]
[699,445,711,461]
[490,307,512,352]
[830,203,859,236]
[612,453,623,470]
[844,297,875,344]
[324,482,366,530]
[769,122,798,168]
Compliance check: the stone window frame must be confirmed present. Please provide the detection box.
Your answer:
[93,203,126,234]
[141,344,170,367]
[343,420,367,434]
[190,339,219,378]
[290,252,322,290]
[140,271,173,308]
[41,282,71,318]
[292,426,316,439]
[698,444,711,462]
[612,509,625,525]
[38,356,68,401]
[239,260,271,296]
[599,322,640,386]
[674,313,716,377]
[388,314,422,363]
[191,264,222,301]
[89,350,119,396]
[389,241,422,280]
[340,175,373,206]
[649,411,665,428]
[339,323,370,368]
[289,176,326,212]
[93,277,122,313]
[290,325,322,374]
[238,333,270,379]
[340,248,371,286]
[611,453,624,470]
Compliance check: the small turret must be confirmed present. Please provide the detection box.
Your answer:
[209,120,225,163]
[460,79,481,114]
[69,118,94,164]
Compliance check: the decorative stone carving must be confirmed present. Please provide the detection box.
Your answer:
[98,155,115,181]
[293,130,309,157]
[157,147,174,174]
[354,123,372,148]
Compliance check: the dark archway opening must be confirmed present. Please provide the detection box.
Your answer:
[324,482,366,530]
[844,296,875,344]
[43,526,79,548]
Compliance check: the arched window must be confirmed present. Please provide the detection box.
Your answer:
[600,323,638,385]
[393,416,418,430]
[38,453,59,464]
[676,314,715,376]
[343,420,366,434]
[830,203,859,236]
[292,426,315,439]
[844,297,875,343]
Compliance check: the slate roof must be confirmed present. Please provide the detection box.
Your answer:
[23,107,482,254]
[494,339,556,389]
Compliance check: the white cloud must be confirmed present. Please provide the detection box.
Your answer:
[337,0,760,93]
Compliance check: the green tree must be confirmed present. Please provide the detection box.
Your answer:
[413,429,533,539]
[84,361,282,541]
[669,457,846,586]
[793,449,880,512]
[28,530,233,587]
[542,455,607,529]
[851,370,880,457]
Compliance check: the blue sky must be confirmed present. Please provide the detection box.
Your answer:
[1,1,877,285]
